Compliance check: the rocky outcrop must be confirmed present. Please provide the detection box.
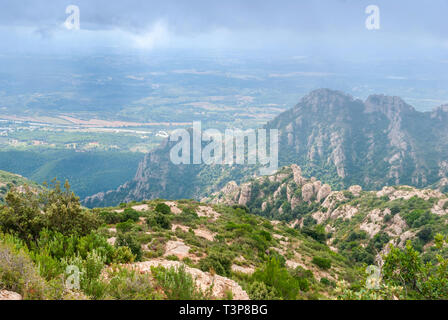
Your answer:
[0,290,22,300]
[348,185,362,197]
[301,183,315,202]
[238,183,252,206]
[317,184,332,202]
[376,186,444,201]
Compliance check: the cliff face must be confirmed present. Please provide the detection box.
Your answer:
[84,89,448,208]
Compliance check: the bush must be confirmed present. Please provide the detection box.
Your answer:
[417,226,433,244]
[0,187,45,243]
[116,220,136,233]
[105,268,159,300]
[116,233,142,261]
[122,208,140,222]
[99,211,122,224]
[42,180,100,236]
[111,246,135,264]
[152,265,208,300]
[390,205,400,215]
[155,203,171,215]
[252,258,300,300]
[369,232,390,252]
[148,213,171,230]
[199,252,232,277]
[62,249,107,299]
[302,225,326,244]
[247,281,278,300]
[0,240,48,299]
[320,277,335,287]
[311,256,332,270]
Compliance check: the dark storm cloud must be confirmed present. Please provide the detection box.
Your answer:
[1,0,448,57]
[1,0,447,35]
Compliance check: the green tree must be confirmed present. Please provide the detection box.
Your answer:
[155,203,171,215]
[0,186,45,243]
[42,180,100,236]
[382,235,448,300]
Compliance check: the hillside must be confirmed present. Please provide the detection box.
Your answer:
[1,180,447,300]
[0,170,40,203]
[0,183,360,300]
[84,89,448,208]
[207,164,448,266]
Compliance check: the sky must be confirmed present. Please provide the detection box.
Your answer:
[1,0,448,60]
[1,0,448,112]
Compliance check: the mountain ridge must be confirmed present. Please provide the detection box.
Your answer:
[84,88,448,208]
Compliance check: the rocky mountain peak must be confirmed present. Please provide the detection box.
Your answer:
[296,88,358,113]
[365,94,415,116]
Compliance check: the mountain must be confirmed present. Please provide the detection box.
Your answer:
[268,88,448,190]
[84,89,448,208]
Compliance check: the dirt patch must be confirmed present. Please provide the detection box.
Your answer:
[194,228,216,241]
[197,206,221,221]
[286,260,308,270]
[164,240,191,260]
[231,264,255,275]
[171,224,190,232]
[165,201,182,215]
[132,204,150,212]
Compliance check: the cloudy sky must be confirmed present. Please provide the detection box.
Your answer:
[1,0,448,59]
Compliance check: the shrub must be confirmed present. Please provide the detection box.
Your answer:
[302,225,326,244]
[99,211,122,224]
[116,220,135,233]
[105,268,159,300]
[0,187,45,243]
[382,237,448,300]
[42,180,100,236]
[443,202,448,210]
[122,208,140,222]
[0,240,48,299]
[390,205,401,215]
[369,232,391,252]
[417,226,433,244]
[152,265,208,300]
[247,281,278,300]
[155,203,171,215]
[252,258,300,300]
[199,252,232,277]
[62,249,107,299]
[320,277,335,287]
[111,246,135,264]
[116,233,142,261]
[311,256,332,270]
